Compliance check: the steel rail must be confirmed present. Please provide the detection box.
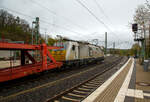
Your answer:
[45,57,123,102]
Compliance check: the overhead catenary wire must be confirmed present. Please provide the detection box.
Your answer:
[106,40,133,49]
[0,9,49,36]
[115,41,133,49]
[93,0,124,42]
[75,0,107,28]
[0,7,85,36]
[75,0,120,40]
[2,3,132,48]
[93,0,114,26]
[0,7,35,19]
[30,0,87,31]
[2,1,119,40]
[40,19,85,35]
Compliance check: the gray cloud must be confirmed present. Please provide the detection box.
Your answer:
[0,0,4,7]
[0,0,146,49]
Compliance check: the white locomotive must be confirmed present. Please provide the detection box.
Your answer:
[51,38,104,66]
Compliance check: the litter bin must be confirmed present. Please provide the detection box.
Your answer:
[143,60,149,72]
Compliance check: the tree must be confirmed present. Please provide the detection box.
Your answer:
[134,5,149,26]
[130,43,140,57]
[133,4,150,58]
[0,9,33,43]
[47,37,57,46]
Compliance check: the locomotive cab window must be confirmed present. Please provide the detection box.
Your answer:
[72,45,75,51]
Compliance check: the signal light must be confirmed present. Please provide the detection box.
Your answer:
[132,23,138,32]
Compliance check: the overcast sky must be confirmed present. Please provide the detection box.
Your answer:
[0,0,146,49]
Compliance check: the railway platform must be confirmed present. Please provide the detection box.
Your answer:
[83,58,150,102]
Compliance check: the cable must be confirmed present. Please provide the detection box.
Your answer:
[40,19,85,35]
[0,7,85,36]
[75,0,106,28]
[93,0,113,26]
[114,41,133,49]
[30,0,87,30]
[106,41,133,49]
[75,0,120,40]
[93,0,129,43]
[0,7,35,19]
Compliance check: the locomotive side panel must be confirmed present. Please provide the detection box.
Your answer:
[65,41,79,61]
[51,49,66,61]
[88,45,95,58]
[51,42,67,62]
[88,44,104,60]
[78,44,89,59]
[97,47,104,57]
[51,40,104,65]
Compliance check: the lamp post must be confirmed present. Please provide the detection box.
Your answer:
[45,29,47,44]
[31,22,34,45]
[105,32,107,55]
[31,17,39,45]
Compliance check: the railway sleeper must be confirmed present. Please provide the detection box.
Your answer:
[90,80,104,83]
[73,90,89,94]
[82,85,97,89]
[87,81,102,85]
[71,91,88,96]
[78,87,91,91]
[45,57,126,102]
[68,93,86,98]
[85,82,101,86]
[61,95,81,102]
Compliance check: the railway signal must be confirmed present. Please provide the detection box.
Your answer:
[32,17,40,45]
[132,23,138,33]
[105,32,107,55]
[132,23,145,64]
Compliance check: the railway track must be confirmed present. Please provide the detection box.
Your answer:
[45,57,126,102]
[0,56,126,102]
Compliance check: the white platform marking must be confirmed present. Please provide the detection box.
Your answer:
[125,89,143,99]
[82,58,132,102]
[124,89,150,99]
[134,89,143,98]
[114,58,136,102]
[126,89,135,97]
[144,93,150,97]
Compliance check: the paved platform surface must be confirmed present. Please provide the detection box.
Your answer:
[82,58,150,102]
[0,60,20,69]
[136,59,150,91]
[134,59,150,102]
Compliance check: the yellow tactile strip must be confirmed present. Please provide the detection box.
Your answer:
[94,59,132,102]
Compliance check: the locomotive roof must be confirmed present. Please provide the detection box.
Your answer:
[62,38,89,44]
[61,38,104,48]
